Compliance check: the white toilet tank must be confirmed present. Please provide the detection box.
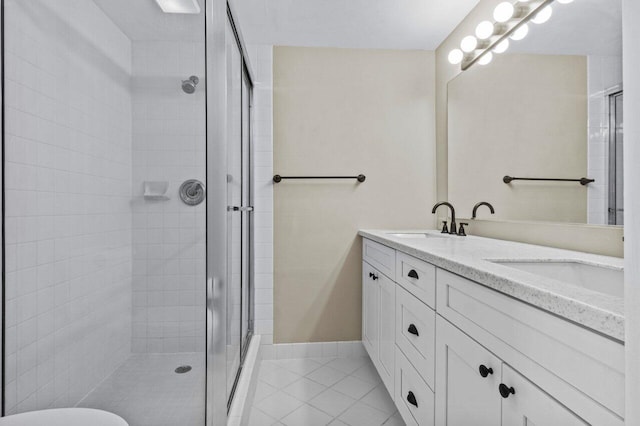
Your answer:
[0,408,128,426]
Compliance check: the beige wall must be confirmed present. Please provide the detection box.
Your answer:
[435,0,624,257]
[448,54,588,223]
[273,46,436,343]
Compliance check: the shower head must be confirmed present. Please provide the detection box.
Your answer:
[182,76,199,94]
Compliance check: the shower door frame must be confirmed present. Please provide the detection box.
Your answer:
[206,1,256,425]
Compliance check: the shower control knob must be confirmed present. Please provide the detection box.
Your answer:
[180,180,205,206]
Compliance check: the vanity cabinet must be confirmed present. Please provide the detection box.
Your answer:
[435,317,501,426]
[362,260,395,396]
[362,261,379,363]
[360,237,625,426]
[501,364,588,425]
[435,316,588,426]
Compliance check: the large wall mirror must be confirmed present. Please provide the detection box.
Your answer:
[448,0,622,226]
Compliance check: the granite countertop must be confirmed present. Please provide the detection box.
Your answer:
[359,229,624,342]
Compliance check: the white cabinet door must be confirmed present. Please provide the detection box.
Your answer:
[435,316,502,426]
[362,261,379,361]
[501,364,589,426]
[378,274,395,396]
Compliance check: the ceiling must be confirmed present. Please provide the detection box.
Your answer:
[93,0,206,41]
[231,0,481,50]
[509,0,622,56]
[93,0,481,49]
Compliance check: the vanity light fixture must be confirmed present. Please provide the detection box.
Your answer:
[475,21,495,40]
[460,35,479,52]
[450,0,570,71]
[154,0,201,14]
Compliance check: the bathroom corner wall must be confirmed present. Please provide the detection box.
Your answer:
[130,41,207,353]
[435,0,624,258]
[245,45,275,347]
[3,0,132,413]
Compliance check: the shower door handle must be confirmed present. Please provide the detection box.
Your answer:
[228,206,254,212]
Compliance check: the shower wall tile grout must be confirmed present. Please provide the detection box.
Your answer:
[130,40,207,354]
[3,0,133,414]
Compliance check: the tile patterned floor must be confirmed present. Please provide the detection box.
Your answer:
[78,353,206,426]
[248,356,405,426]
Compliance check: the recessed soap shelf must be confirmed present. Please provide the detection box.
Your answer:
[143,181,170,201]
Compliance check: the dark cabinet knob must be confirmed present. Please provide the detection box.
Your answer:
[407,324,419,336]
[407,269,419,279]
[369,272,374,278]
[406,391,418,407]
[478,365,493,378]
[368,272,378,280]
[499,383,516,398]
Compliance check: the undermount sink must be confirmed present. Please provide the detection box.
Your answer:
[490,260,623,298]
[387,232,449,239]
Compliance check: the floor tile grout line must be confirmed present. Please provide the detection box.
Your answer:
[251,356,399,425]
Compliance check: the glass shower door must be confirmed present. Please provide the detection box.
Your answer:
[240,69,253,357]
[608,91,624,225]
[2,0,208,424]
[226,19,243,404]
[226,19,253,406]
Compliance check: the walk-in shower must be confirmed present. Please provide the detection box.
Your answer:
[1,0,254,425]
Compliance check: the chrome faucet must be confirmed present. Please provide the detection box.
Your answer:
[472,201,495,219]
[432,202,457,235]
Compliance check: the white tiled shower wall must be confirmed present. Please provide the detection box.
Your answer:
[130,41,207,353]
[587,55,623,225]
[246,45,275,348]
[3,0,132,413]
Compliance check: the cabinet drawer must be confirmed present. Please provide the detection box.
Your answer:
[437,269,625,424]
[396,252,436,308]
[363,238,396,279]
[395,285,435,388]
[395,347,435,426]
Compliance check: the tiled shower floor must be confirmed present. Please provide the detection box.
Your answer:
[78,353,206,426]
[248,356,405,426]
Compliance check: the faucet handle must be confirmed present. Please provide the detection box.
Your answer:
[441,221,449,234]
[458,223,469,236]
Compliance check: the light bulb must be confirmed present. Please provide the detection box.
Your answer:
[448,49,464,65]
[510,24,529,41]
[460,36,478,53]
[494,2,515,23]
[493,39,510,54]
[479,52,493,66]
[475,21,495,40]
[531,5,552,24]
[557,0,573,3]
